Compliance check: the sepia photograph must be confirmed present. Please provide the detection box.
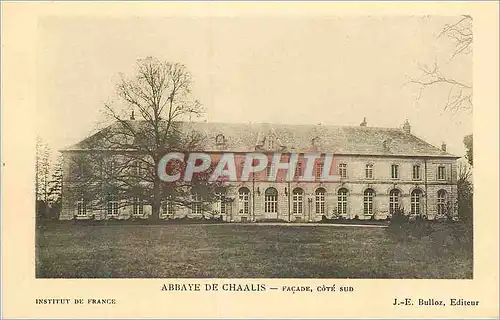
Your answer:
[4,2,500,319]
[33,14,475,280]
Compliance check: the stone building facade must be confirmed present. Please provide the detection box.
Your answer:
[60,119,459,222]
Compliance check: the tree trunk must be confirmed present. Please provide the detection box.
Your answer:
[150,178,162,221]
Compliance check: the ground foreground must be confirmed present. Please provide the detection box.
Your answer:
[36,222,472,278]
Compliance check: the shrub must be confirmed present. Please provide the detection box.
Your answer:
[389,206,408,225]
[330,208,341,220]
[387,207,435,242]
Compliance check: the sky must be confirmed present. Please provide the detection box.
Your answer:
[36,15,472,158]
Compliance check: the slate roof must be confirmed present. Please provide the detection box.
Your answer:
[64,121,458,158]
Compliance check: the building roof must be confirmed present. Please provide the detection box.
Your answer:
[63,120,459,158]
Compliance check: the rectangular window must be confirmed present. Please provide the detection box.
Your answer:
[337,190,347,215]
[216,192,226,215]
[438,166,446,180]
[315,190,326,214]
[315,162,324,180]
[161,198,175,217]
[295,162,303,179]
[363,190,374,215]
[265,194,277,213]
[391,164,399,179]
[437,193,446,215]
[133,197,144,216]
[266,165,273,178]
[365,164,373,179]
[339,163,347,179]
[411,191,421,215]
[238,190,250,215]
[77,198,87,217]
[107,195,119,216]
[389,190,400,215]
[192,194,203,215]
[105,159,116,177]
[412,165,421,180]
[292,191,303,215]
[134,160,145,177]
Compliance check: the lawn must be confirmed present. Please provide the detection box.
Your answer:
[36,222,473,278]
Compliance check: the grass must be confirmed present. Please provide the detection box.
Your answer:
[36,222,472,279]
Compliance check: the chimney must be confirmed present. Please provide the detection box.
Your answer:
[441,142,447,152]
[130,110,135,120]
[360,117,367,127]
[402,119,411,134]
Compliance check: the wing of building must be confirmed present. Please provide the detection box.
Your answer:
[60,119,460,222]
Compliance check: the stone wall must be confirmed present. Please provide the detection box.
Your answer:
[60,152,458,221]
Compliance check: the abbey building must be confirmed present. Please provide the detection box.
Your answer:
[60,119,459,222]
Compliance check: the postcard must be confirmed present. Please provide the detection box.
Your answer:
[1,1,499,319]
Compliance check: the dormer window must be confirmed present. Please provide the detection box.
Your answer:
[311,137,320,148]
[215,134,226,146]
[266,136,274,150]
[295,162,303,178]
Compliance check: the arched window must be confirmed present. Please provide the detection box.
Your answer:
[238,187,250,215]
[292,188,304,215]
[315,188,326,215]
[437,190,447,215]
[264,187,278,213]
[411,189,423,215]
[363,189,375,216]
[337,188,348,216]
[389,189,401,215]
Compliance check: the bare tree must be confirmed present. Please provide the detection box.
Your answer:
[457,160,472,184]
[457,160,473,222]
[36,137,51,202]
[411,15,473,112]
[66,57,224,220]
[47,154,63,205]
[463,134,473,166]
[36,137,52,219]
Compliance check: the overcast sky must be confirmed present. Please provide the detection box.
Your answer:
[36,16,472,158]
